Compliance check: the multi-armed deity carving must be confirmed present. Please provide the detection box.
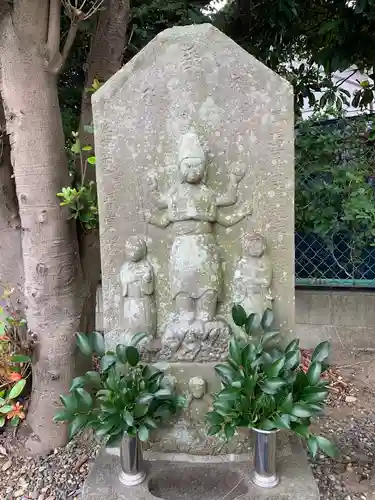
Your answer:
[119,236,156,343]
[232,232,273,332]
[147,129,251,360]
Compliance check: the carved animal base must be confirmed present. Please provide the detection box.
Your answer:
[82,435,319,500]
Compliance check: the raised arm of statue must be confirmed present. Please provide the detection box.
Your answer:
[216,163,246,207]
[216,200,252,228]
[148,172,168,209]
[147,211,171,228]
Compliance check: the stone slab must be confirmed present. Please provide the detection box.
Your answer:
[92,23,294,349]
[82,434,319,500]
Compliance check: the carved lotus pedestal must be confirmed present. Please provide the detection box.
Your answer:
[81,433,319,500]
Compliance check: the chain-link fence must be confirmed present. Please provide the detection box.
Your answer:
[295,116,375,288]
[295,232,375,287]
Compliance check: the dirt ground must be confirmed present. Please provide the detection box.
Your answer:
[310,348,375,500]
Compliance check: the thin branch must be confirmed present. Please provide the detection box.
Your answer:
[47,0,61,62]
[54,21,79,74]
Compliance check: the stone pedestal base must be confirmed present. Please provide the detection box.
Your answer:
[82,435,319,500]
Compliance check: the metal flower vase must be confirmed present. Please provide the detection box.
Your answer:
[119,433,146,487]
[252,428,279,488]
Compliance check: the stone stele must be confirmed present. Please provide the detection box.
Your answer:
[88,23,318,500]
[93,23,294,455]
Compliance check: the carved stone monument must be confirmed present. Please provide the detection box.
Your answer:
[86,23,317,500]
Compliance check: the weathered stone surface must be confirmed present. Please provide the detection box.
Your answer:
[93,23,295,456]
[93,23,294,359]
[82,434,319,500]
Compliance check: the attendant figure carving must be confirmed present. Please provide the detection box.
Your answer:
[119,236,156,343]
[232,232,273,325]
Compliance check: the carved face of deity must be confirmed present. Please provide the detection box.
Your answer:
[246,234,266,258]
[179,157,206,184]
[188,377,206,399]
[125,236,147,262]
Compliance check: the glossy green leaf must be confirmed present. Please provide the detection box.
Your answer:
[232,304,247,327]
[133,404,148,418]
[70,376,86,391]
[302,388,329,403]
[116,345,127,364]
[137,393,154,405]
[245,313,261,334]
[224,423,236,440]
[10,354,31,363]
[217,387,239,401]
[307,435,318,457]
[138,425,149,442]
[228,337,241,365]
[10,416,20,427]
[281,393,293,414]
[123,410,134,426]
[315,435,338,458]
[8,379,26,400]
[60,392,78,412]
[95,420,116,437]
[307,362,322,385]
[87,156,96,165]
[100,354,116,372]
[207,424,222,436]
[260,378,285,394]
[0,416,5,427]
[82,145,92,151]
[206,411,223,425]
[76,333,92,356]
[284,349,300,369]
[76,388,93,409]
[68,414,88,440]
[266,357,285,377]
[143,417,158,429]
[273,414,290,429]
[0,405,13,414]
[285,339,299,352]
[214,364,237,384]
[91,331,105,357]
[292,424,310,439]
[291,403,312,418]
[85,371,101,387]
[311,341,331,363]
[262,330,279,345]
[129,332,148,347]
[54,409,73,422]
[261,309,274,329]
[126,346,140,366]
[154,388,173,399]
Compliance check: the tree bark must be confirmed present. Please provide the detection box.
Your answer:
[79,0,130,335]
[0,93,23,304]
[0,10,83,453]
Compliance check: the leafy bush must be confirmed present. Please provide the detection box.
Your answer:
[55,332,184,444]
[0,286,31,427]
[296,116,375,258]
[206,305,337,458]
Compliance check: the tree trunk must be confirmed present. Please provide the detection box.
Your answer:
[79,0,130,335]
[0,11,83,453]
[0,94,23,304]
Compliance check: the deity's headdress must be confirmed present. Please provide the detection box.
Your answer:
[178,129,206,165]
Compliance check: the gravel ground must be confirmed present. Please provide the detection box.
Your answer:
[0,349,374,500]
[0,433,100,500]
